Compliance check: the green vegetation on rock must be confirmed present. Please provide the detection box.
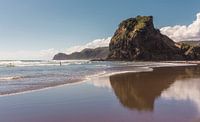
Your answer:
[135,16,152,30]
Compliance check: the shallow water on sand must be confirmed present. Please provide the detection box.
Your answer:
[0,60,190,95]
[0,66,200,122]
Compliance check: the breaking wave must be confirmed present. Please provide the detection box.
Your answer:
[0,60,90,67]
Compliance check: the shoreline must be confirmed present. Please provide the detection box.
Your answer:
[0,62,198,97]
[0,79,87,98]
[164,61,200,64]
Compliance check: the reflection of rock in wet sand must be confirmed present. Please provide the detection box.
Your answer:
[110,66,200,111]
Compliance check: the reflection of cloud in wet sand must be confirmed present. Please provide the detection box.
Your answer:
[88,77,112,89]
[161,79,200,112]
[109,66,200,111]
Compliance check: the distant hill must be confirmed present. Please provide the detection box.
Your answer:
[53,47,109,60]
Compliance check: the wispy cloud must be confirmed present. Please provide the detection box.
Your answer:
[0,37,111,60]
[64,37,111,54]
[161,12,200,42]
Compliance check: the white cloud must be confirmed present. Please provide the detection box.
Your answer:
[160,12,200,42]
[65,37,111,54]
[0,37,111,60]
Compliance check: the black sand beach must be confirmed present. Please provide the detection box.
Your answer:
[0,65,200,122]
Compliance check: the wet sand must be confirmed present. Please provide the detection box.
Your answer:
[0,65,200,122]
[110,66,200,111]
[165,61,200,64]
[0,79,82,95]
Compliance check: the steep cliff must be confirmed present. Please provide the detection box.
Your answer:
[107,16,185,61]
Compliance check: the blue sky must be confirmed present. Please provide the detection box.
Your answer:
[0,0,200,59]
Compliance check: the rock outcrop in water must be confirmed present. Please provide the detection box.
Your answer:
[107,16,200,61]
[53,47,109,60]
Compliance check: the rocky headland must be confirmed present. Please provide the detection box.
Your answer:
[107,16,200,61]
[53,16,200,61]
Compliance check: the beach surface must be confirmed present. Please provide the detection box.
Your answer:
[0,65,200,122]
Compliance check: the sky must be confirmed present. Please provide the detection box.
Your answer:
[0,0,200,60]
